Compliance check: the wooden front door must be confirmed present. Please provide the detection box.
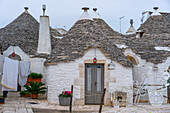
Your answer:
[85,64,104,105]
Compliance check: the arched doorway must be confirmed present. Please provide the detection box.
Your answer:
[9,54,21,61]
[127,55,139,82]
[8,53,21,91]
[127,55,138,65]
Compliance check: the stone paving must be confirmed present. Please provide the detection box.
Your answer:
[0,92,170,113]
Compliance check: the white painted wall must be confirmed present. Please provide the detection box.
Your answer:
[45,48,133,105]
[124,48,170,103]
[3,46,46,83]
[30,58,46,83]
[3,46,30,61]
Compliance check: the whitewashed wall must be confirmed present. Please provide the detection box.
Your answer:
[3,46,30,61]
[3,46,46,83]
[124,48,170,103]
[45,48,133,105]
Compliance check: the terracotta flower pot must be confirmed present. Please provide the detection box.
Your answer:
[21,93,31,97]
[32,94,38,99]
[26,78,32,85]
[31,78,41,83]
[26,78,42,85]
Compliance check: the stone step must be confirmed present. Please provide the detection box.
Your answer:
[7,92,20,97]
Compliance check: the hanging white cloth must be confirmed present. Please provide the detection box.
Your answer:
[1,57,19,91]
[19,61,30,86]
[0,54,4,95]
[0,54,4,75]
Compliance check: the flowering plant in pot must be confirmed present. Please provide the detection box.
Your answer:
[24,81,46,99]
[59,91,72,106]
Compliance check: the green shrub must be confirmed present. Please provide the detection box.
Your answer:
[20,90,29,95]
[28,73,43,79]
[24,81,46,94]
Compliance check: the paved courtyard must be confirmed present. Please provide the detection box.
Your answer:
[0,92,170,113]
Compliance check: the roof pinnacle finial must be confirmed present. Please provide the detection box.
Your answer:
[130,19,133,26]
[153,7,158,10]
[24,7,29,13]
[93,8,97,12]
[91,8,101,19]
[151,6,161,16]
[82,7,89,12]
[78,7,92,20]
[42,5,46,16]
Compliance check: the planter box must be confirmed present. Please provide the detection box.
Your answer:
[32,78,41,83]
[59,96,71,106]
[26,78,42,85]
[26,78,32,85]
[0,97,5,104]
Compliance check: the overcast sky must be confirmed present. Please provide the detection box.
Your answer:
[0,0,170,33]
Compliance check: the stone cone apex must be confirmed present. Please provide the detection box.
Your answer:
[91,8,101,19]
[78,7,93,21]
[24,7,29,14]
[37,8,51,54]
[151,7,161,16]
[126,19,136,34]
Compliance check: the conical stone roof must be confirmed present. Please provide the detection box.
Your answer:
[46,19,132,67]
[0,11,39,55]
[0,10,61,55]
[138,15,170,34]
[127,13,170,64]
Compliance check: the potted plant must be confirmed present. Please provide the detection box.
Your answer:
[59,91,72,106]
[19,90,31,97]
[0,95,5,104]
[24,81,46,99]
[26,73,43,85]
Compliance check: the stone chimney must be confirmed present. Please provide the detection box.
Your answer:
[78,7,93,20]
[151,7,161,16]
[24,7,29,14]
[91,8,101,19]
[37,5,51,54]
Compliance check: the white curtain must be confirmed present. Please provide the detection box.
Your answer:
[87,66,92,91]
[97,66,102,92]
